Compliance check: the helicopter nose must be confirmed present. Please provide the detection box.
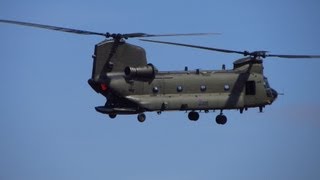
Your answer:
[271,88,278,101]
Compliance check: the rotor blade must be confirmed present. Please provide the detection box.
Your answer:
[0,19,107,37]
[0,19,219,39]
[140,39,245,55]
[141,39,320,59]
[122,32,220,39]
[141,32,220,37]
[266,54,320,59]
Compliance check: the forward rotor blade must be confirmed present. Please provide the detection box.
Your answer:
[266,54,320,59]
[140,39,244,55]
[0,19,107,37]
[139,32,220,38]
[141,39,320,59]
[122,32,219,39]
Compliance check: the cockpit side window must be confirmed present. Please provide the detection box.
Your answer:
[264,77,270,89]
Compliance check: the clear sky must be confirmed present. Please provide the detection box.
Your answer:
[1,0,320,179]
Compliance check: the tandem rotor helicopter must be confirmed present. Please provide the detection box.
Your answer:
[1,19,320,125]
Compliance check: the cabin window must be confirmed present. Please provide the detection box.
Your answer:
[177,85,183,92]
[224,84,230,91]
[200,85,207,92]
[153,86,159,93]
[246,81,256,95]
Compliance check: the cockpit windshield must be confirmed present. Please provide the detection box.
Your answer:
[264,77,271,89]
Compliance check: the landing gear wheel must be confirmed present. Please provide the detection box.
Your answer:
[188,111,199,121]
[137,113,146,123]
[109,113,117,119]
[216,114,227,125]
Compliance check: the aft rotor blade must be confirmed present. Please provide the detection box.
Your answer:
[0,19,107,37]
[141,39,320,59]
[266,54,320,59]
[141,39,244,54]
[0,19,219,40]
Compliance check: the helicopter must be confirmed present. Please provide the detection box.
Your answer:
[1,19,320,125]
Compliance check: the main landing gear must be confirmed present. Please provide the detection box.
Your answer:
[215,110,227,125]
[108,113,147,123]
[188,111,199,121]
[215,113,227,125]
[187,110,228,125]
[109,113,117,119]
[137,113,146,123]
[109,111,228,124]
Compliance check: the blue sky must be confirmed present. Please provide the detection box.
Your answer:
[1,0,320,179]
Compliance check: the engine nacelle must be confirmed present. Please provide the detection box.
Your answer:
[124,64,157,80]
